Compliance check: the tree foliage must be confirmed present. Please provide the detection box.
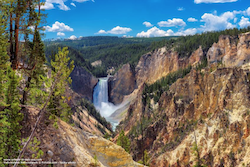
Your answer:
[0,67,22,165]
[0,3,23,164]
[117,130,131,153]
[48,47,74,123]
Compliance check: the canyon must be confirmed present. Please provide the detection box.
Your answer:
[29,31,250,166]
[113,32,250,166]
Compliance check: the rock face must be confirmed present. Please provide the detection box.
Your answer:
[108,47,204,105]
[120,67,250,166]
[108,64,136,104]
[70,66,98,101]
[115,32,250,166]
[135,48,186,87]
[207,32,250,67]
[21,108,144,167]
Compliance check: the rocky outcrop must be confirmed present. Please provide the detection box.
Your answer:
[119,66,250,166]
[109,47,205,105]
[189,46,204,65]
[70,66,98,101]
[108,64,136,104]
[207,32,250,67]
[21,107,144,167]
[135,48,187,87]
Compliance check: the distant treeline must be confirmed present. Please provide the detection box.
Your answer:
[175,27,250,57]
[45,27,250,77]
[45,36,177,77]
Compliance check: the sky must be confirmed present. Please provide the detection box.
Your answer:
[42,0,250,39]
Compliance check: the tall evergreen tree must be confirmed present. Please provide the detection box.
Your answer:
[14,47,74,166]
[117,130,131,153]
[48,47,74,123]
[4,67,22,159]
[6,0,46,70]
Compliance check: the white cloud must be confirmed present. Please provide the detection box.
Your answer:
[178,7,184,11]
[45,21,74,32]
[158,18,186,27]
[71,2,76,7]
[97,30,107,34]
[73,0,95,2]
[234,18,238,23]
[200,11,236,31]
[246,7,250,16]
[41,1,54,9]
[239,16,250,28]
[136,27,198,37]
[136,27,174,37]
[143,21,153,27]
[57,32,65,36]
[108,26,132,34]
[41,0,70,11]
[175,28,198,36]
[194,0,238,4]
[97,26,132,35]
[68,35,77,40]
[188,17,198,22]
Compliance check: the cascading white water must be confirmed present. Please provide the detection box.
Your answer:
[93,78,109,110]
[93,77,119,129]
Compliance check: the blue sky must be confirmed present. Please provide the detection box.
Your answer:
[42,0,250,39]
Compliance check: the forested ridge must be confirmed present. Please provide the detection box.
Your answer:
[45,27,250,78]
[45,36,178,77]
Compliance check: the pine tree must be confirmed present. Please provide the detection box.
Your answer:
[0,4,18,165]
[14,47,74,166]
[4,67,22,159]
[48,47,74,123]
[5,0,46,70]
[117,130,131,153]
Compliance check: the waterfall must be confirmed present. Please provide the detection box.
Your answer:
[93,77,119,129]
[93,78,109,109]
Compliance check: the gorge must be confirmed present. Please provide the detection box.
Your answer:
[42,29,250,166]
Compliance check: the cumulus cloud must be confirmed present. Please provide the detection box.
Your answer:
[136,27,174,37]
[143,21,153,27]
[158,18,186,27]
[45,21,74,32]
[41,1,54,9]
[194,0,238,4]
[41,0,70,11]
[188,17,198,22]
[136,27,198,37]
[97,26,132,35]
[246,7,250,16]
[70,2,76,7]
[175,28,198,36]
[239,16,250,28]
[97,30,107,34]
[178,7,185,11]
[200,11,236,31]
[57,32,65,36]
[68,35,77,40]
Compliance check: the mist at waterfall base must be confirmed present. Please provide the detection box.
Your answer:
[93,78,123,130]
